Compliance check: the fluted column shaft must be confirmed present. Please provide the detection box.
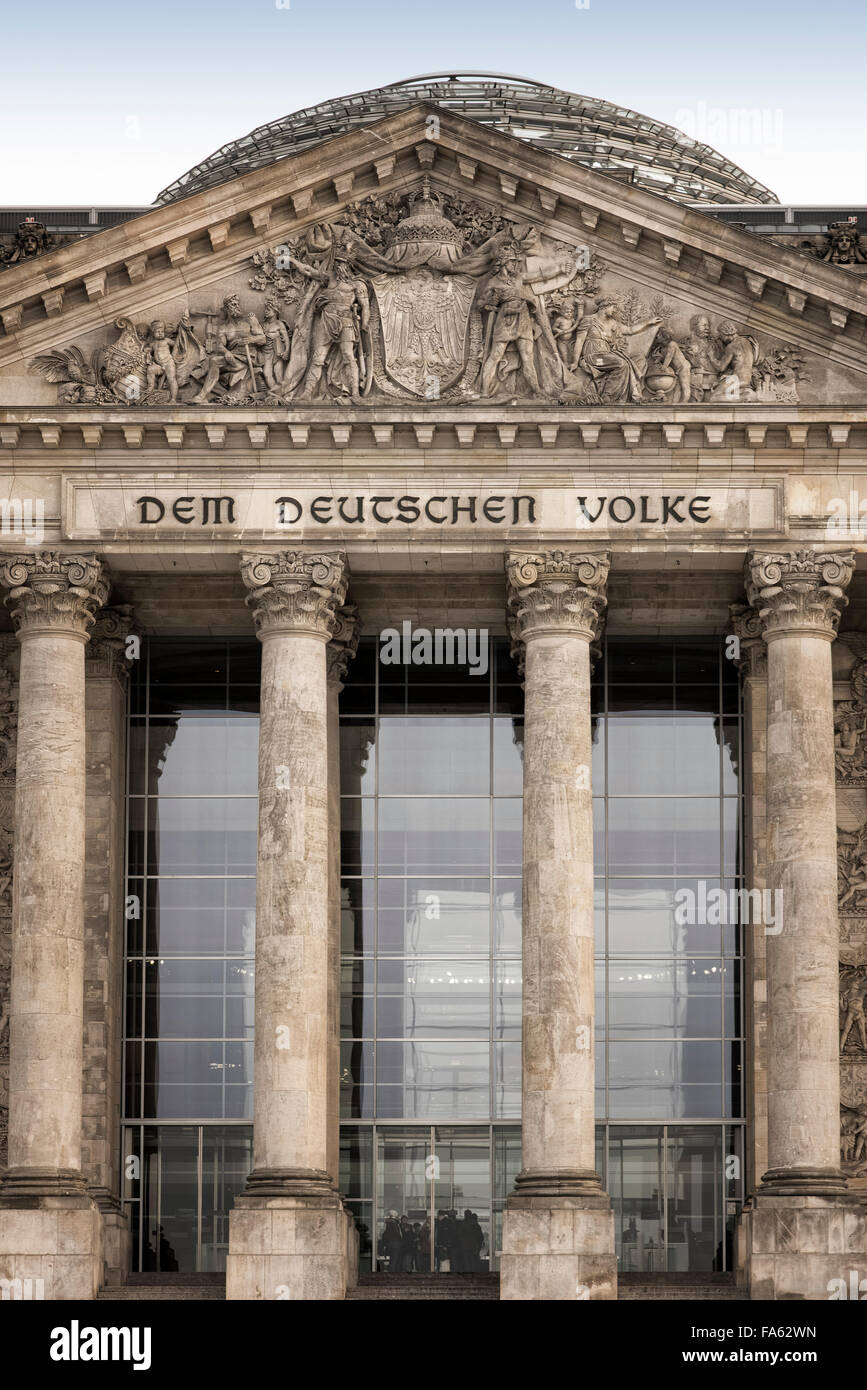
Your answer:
[240,550,346,1195]
[747,549,854,1194]
[507,550,609,1193]
[0,553,107,1194]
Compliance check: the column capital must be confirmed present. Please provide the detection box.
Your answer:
[506,549,610,646]
[326,603,359,687]
[240,550,347,640]
[746,548,854,641]
[0,551,108,640]
[85,604,140,681]
[729,602,767,679]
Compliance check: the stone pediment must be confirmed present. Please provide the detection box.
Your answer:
[1,103,866,411]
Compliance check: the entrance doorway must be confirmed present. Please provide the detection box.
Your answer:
[375,1126,491,1273]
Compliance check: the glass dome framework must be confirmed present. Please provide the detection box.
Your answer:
[155,72,778,209]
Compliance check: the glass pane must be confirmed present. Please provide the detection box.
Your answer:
[493,879,521,955]
[435,1129,491,1272]
[340,878,376,954]
[666,1127,724,1273]
[493,718,524,795]
[379,799,490,875]
[377,878,490,955]
[607,959,725,1038]
[606,717,722,796]
[141,1126,199,1272]
[376,1131,430,1272]
[142,1041,253,1119]
[340,720,376,794]
[608,1126,666,1274]
[378,717,490,794]
[340,1040,374,1118]
[340,960,374,1038]
[377,959,490,1039]
[339,1126,373,1200]
[606,879,726,956]
[340,798,375,876]
[493,800,522,874]
[147,715,259,796]
[143,797,258,876]
[608,1041,722,1119]
[376,1041,490,1119]
[143,958,255,1039]
[200,1126,253,1272]
[146,878,256,955]
[607,799,722,876]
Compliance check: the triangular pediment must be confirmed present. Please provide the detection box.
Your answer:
[2,103,866,409]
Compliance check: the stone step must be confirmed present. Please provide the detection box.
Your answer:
[98,1273,227,1301]
[619,1285,746,1300]
[347,1274,501,1300]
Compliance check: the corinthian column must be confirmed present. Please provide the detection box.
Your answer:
[500,549,616,1302]
[227,550,356,1301]
[740,548,866,1300]
[0,552,108,1301]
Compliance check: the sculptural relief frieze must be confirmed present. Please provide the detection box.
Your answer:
[0,644,17,1174]
[31,180,813,408]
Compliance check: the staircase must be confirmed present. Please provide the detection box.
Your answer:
[97,1273,226,1301]
[618,1273,745,1300]
[347,1273,501,1300]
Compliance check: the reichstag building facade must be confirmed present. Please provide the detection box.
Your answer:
[0,74,866,1302]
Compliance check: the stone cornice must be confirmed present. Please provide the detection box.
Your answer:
[506,548,610,645]
[240,549,347,639]
[1,105,864,360]
[2,404,867,455]
[746,548,855,640]
[0,550,108,638]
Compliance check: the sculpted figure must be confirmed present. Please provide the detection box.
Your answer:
[644,326,692,402]
[683,313,722,399]
[260,298,291,389]
[579,296,662,403]
[822,222,867,266]
[145,320,180,402]
[189,295,266,404]
[478,245,545,397]
[710,319,759,401]
[841,978,867,1053]
[838,826,867,910]
[280,251,372,401]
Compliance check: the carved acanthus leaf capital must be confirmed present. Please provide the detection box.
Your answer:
[747,549,855,639]
[86,605,141,680]
[729,603,767,678]
[326,603,360,686]
[506,549,610,647]
[0,551,108,638]
[240,550,347,638]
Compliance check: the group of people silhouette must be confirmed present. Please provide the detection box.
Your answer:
[379,1208,486,1272]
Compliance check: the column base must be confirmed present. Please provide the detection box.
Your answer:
[226,1185,357,1300]
[88,1187,131,1289]
[500,1179,617,1301]
[737,1187,867,1300]
[0,1174,103,1300]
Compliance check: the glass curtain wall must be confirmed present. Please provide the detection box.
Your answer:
[121,634,744,1275]
[123,640,260,1272]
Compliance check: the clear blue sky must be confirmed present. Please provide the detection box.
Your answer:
[3,0,865,204]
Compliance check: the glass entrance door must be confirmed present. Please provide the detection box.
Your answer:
[374,1126,490,1273]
